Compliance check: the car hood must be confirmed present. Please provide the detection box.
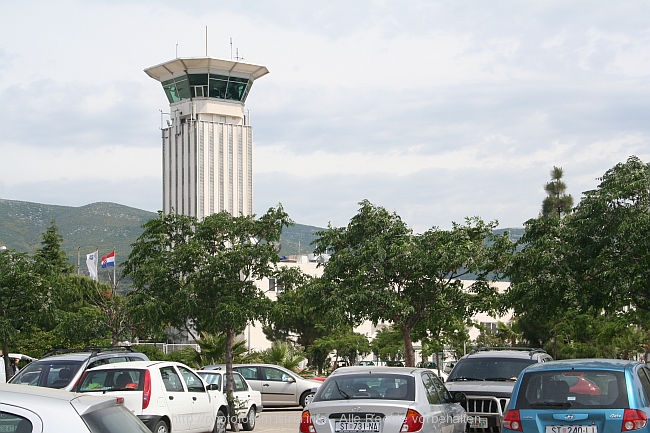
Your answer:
[445,380,515,396]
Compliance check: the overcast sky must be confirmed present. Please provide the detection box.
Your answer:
[1,1,649,233]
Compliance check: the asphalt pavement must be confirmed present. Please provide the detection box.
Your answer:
[248,407,303,433]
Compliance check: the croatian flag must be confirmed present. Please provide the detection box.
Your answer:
[101,251,115,268]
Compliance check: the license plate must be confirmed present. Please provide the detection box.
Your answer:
[546,425,598,433]
[469,417,488,429]
[335,421,381,432]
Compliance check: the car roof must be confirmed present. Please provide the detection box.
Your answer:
[519,358,640,373]
[37,347,147,361]
[85,360,176,370]
[32,352,93,361]
[330,366,428,376]
[0,383,118,412]
[461,347,549,360]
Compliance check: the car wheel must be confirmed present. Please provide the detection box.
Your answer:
[213,409,227,433]
[242,406,256,431]
[300,391,316,407]
[153,420,169,433]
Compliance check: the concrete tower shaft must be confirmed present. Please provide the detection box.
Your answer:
[145,57,269,220]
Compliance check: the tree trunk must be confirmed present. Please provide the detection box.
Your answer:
[401,326,415,367]
[225,328,239,432]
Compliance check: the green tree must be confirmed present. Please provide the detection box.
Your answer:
[259,341,305,371]
[33,219,75,275]
[567,156,650,317]
[195,332,250,366]
[542,166,574,219]
[507,157,650,358]
[505,216,575,352]
[371,326,405,362]
[264,271,334,364]
[314,200,513,367]
[0,249,47,379]
[125,206,291,430]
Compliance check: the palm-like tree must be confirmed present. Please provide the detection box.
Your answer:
[542,166,574,219]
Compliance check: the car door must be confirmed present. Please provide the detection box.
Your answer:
[159,365,193,432]
[422,372,464,433]
[234,366,262,394]
[231,372,253,417]
[259,366,297,405]
[177,365,214,433]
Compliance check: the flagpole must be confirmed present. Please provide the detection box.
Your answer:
[113,248,116,290]
[77,246,80,275]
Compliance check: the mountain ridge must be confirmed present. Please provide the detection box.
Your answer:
[0,199,326,266]
[0,198,524,270]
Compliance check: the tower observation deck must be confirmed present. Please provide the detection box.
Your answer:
[145,57,269,220]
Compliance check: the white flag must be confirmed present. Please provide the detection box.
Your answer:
[86,250,99,281]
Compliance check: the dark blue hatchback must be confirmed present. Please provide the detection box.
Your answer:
[503,359,650,433]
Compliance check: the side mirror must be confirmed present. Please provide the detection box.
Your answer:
[206,383,220,391]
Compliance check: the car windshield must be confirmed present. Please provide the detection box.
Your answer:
[9,360,84,388]
[447,357,535,381]
[515,370,627,409]
[78,369,144,392]
[314,374,414,401]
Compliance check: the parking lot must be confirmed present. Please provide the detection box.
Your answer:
[249,407,302,433]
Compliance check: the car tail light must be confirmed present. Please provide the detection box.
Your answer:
[300,410,315,433]
[503,409,522,432]
[623,409,648,431]
[401,409,423,432]
[142,370,151,410]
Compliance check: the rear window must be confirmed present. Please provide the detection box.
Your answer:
[82,404,151,433]
[314,374,415,401]
[447,357,535,382]
[78,369,144,392]
[515,370,627,409]
[9,360,83,388]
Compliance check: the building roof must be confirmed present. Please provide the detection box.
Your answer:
[144,57,269,82]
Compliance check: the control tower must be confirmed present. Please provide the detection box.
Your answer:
[144,57,269,219]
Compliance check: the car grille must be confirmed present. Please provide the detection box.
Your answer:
[463,396,509,433]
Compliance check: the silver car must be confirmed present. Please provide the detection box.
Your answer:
[228,364,322,407]
[300,366,467,433]
[0,383,151,433]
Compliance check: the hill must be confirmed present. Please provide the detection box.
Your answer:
[0,199,325,269]
[0,199,524,276]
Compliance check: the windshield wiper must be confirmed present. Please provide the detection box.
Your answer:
[449,377,485,381]
[484,377,517,382]
[334,380,350,399]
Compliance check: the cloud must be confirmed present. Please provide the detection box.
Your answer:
[1,0,649,232]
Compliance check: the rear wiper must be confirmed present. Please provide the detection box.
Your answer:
[530,402,572,408]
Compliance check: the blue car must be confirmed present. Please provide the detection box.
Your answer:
[503,359,650,433]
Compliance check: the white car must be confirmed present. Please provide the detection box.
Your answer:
[75,361,228,433]
[0,353,37,383]
[196,368,262,430]
[0,383,151,433]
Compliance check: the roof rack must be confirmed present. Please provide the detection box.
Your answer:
[42,346,136,358]
[469,347,547,357]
